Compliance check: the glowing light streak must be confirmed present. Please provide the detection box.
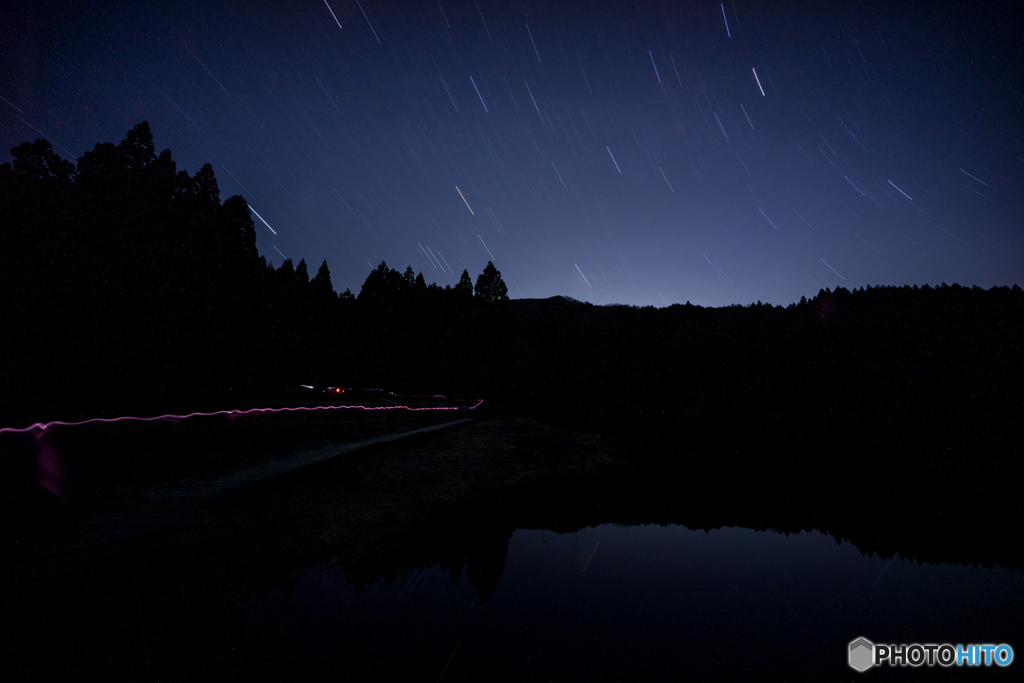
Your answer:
[355,0,381,44]
[426,244,445,272]
[821,135,837,156]
[526,24,541,62]
[818,147,837,169]
[249,206,277,234]
[963,184,996,203]
[758,207,778,229]
[477,234,495,261]
[475,1,492,42]
[959,168,989,186]
[486,207,505,233]
[438,641,462,683]
[322,0,343,29]
[436,0,450,29]
[524,79,543,125]
[582,542,600,572]
[649,50,661,83]
[838,116,867,151]
[936,225,970,245]
[820,258,846,280]
[15,117,76,158]
[793,207,815,230]
[726,228,743,251]
[184,46,230,96]
[456,186,474,215]
[887,180,913,200]
[575,263,591,287]
[721,4,731,37]
[419,242,439,270]
[0,94,24,113]
[715,112,729,140]
[436,249,453,273]
[752,68,765,96]
[703,253,722,276]
[606,146,622,173]
[551,160,566,187]
[439,75,460,112]
[470,76,488,112]
[741,103,753,129]
[659,167,674,193]
[1,400,484,435]
[579,58,592,94]
[853,232,879,253]
[845,175,866,196]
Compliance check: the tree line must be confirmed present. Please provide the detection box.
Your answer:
[2,123,1021,429]
[0,122,509,421]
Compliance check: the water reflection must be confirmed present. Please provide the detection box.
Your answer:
[208,525,1022,681]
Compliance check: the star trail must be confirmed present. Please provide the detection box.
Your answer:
[1,1,1020,306]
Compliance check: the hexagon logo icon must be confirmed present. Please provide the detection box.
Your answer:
[849,637,875,672]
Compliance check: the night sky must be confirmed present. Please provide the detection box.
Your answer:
[2,1,1021,307]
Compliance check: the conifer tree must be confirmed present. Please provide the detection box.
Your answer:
[455,269,474,300]
[474,261,509,301]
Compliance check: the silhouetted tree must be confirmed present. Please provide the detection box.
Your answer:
[455,270,474,300]
[311,260,336,300]
[193,163,219,205]
[295,258,310,287]
[2,138,76,183]
[217,195,260,272]
[402,265,416,288]
[358,261,404,311]
[119,120,158,171]
[475,261,508,301]
[279,258,296,284]
[0,121,297,414]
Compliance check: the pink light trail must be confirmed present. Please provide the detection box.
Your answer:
[0,400,483,436]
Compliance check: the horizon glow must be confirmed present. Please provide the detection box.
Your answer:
[0,2,1020,308]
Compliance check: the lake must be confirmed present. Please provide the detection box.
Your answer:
[2,411,1020,681]
[200,523,1022,681]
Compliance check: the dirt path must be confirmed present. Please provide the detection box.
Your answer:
[4,417,475,565]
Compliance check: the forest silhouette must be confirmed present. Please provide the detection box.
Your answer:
[2,122,1022,444]
[0,123,517,422]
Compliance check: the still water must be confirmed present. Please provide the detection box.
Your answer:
[204,524,1022,681]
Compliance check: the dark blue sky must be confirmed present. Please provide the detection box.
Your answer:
[2,1,1021,306]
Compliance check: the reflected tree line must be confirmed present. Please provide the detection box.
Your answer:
[2,123,1022,431]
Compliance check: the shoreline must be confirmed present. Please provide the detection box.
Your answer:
[4,408,1020,575]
